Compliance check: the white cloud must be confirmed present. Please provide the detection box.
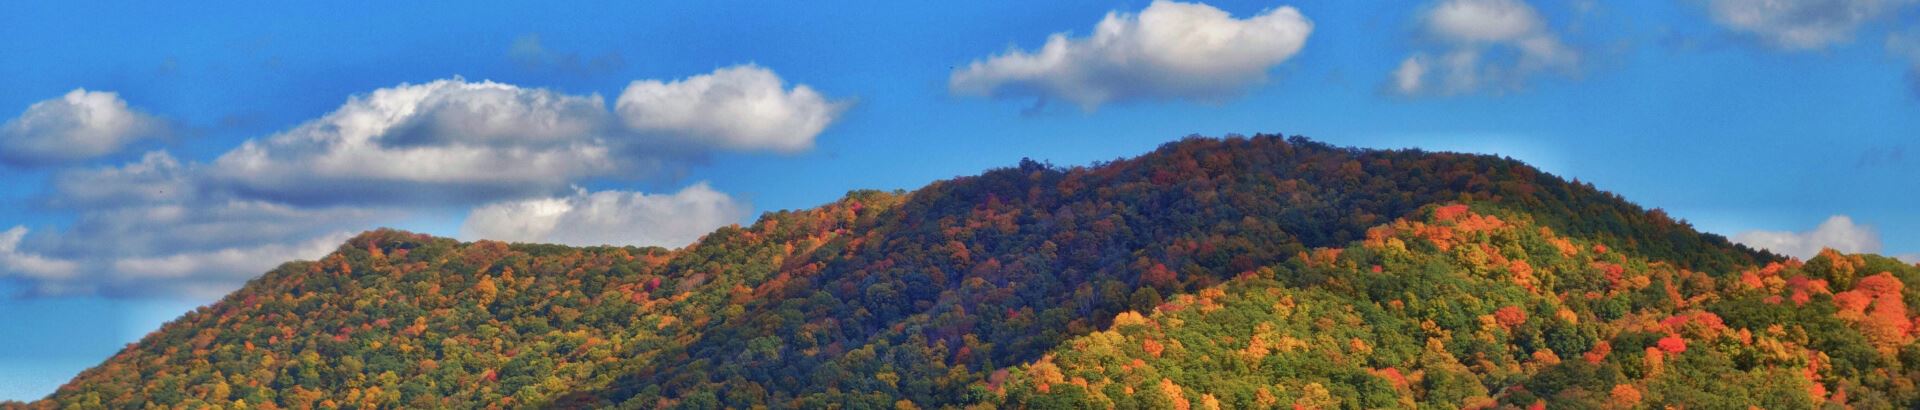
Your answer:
[0,227,79,281]
[1427,0,1546,42]
[1393,58,1430,94]
[616,64,847,153]
[1700,0,1915,50]
[461,182,747,248]
[949,0,1314,110]
[1390,0,1580,96]
[0,89,165,167]
[1733,215,1882,259]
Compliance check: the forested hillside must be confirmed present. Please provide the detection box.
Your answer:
[32,195,893,408]
[992,205,1920,408]
[20,135,1869,410]
[556,135,1772,408]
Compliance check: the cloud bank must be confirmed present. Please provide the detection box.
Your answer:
[1389,0,1580,96]
[950,0,1313,110]
[1,89,166,167]
[1733,215,1883,259]
[0,65,841,297]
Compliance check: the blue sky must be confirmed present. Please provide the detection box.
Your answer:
[2,0,1918,401]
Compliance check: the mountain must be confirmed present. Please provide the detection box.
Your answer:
[24,134,1913,409]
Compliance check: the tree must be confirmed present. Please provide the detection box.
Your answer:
[1131,287,1164,312]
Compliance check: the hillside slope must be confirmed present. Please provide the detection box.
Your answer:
[992,205,1920,408]
[26,135,1787,408]
[33,195,892,408]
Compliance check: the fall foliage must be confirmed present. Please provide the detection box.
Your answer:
[25,135,1907,410]
[992,206,1919,409]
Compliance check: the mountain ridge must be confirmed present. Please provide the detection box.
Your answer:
[27,135,1887,409]
[553,135,1777,407]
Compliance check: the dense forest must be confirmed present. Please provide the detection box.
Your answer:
[993,205,1920,408]
[14,135,1912,409]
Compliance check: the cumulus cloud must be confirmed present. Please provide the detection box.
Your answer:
[1390,0,1580,96]
[1698,0,1915,50]
[0,89,165,167]
[617,65,847,153]
[461,182,747,248]
[949,0,1313,110]
[212,65,842,206]
[1733,215,1883,259]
